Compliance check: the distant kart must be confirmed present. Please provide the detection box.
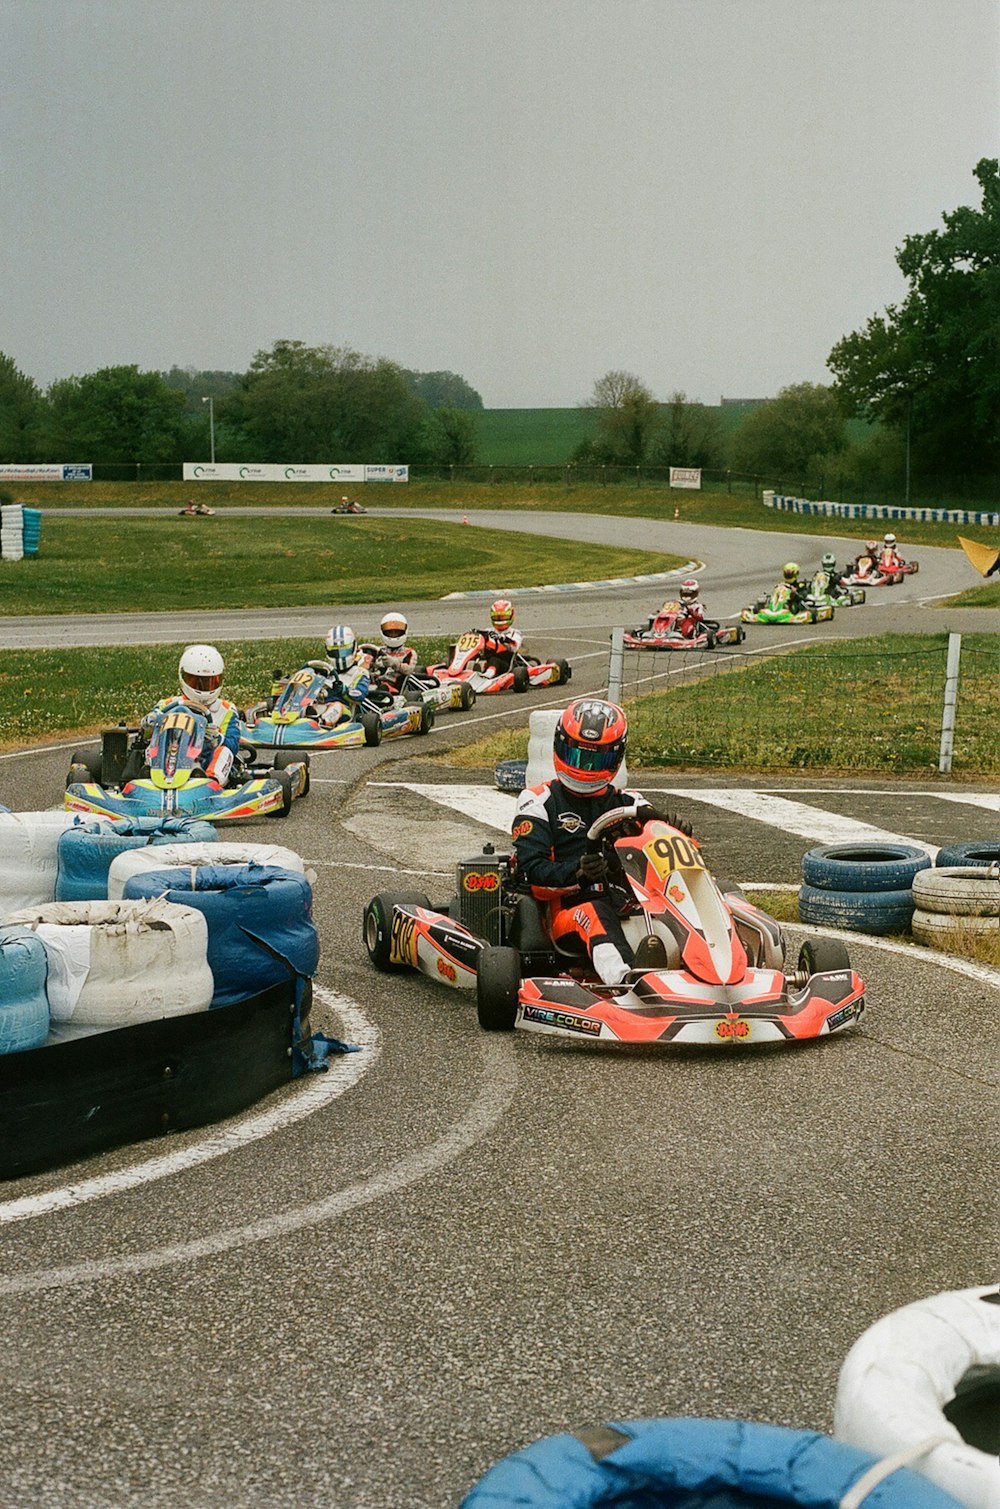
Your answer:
[809,570,866,608]
[427,630,571,694]
[241,663,432,749]
[363,806,866,1046]
[65,708,308,821]
[358,645,476,713]
[330,499,367,515]
[740,586,835,625]
[624,602,745,650]
[843,551,918,587]
[179,503,215,517]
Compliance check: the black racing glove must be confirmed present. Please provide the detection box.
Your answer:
[633,802,694,838]
[575,852,608,886]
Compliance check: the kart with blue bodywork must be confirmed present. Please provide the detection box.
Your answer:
[65,706,309,821]
[363,807,866,1046]
[241,662,433,750]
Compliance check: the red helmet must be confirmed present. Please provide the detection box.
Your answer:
[490,598,514,630]
[553,698,628,794]
[679,578,699,602]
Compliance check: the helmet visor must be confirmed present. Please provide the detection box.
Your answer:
[557,740,624,774]
[185,671,223,693]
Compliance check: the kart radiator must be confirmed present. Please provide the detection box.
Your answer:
[456,850,508,946]
[101,726,131,787]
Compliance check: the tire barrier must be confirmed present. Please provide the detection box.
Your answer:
[494,758,527,793]
[1,899,213,1028]
[834,1285,1000,1509]
[935,843,1000,870]
[0,928,50,1055]
[461,1417,964,1508]
[106,840,307,902]
[912,868,1000,919]
[799,843,932,936]
[0,810,84,921]
[121,863,319,1009]
[55,816,219,902]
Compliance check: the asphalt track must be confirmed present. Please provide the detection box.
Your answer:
[1,512,998,1509]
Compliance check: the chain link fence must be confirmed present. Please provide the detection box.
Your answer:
[608,634,1000,778]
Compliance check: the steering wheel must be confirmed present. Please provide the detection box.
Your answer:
[586,804,647,848]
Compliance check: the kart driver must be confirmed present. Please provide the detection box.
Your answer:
[774,562,809,611]
[138,644,241,784]
[855,540,879,573]
[472,598,523,675]
[315,625,371,725]
[368,612,419,685]
[511,699,693,986]
[816,551,847,596]
[880,532,903,569]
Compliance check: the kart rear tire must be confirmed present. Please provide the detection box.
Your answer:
[273,749,305,771]
[364,890,431,972]
[798,937,852,977]
[458,681,476,710]
[554,658,572,684]
[935,842,1000,869]
[801,842,931,893]
[476,945,520,1031]
[417,701,434,735]
[361,712,382,747]
[70,748,103,783]
[512,666,531,693]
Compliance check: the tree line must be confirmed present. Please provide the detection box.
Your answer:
[1,158,996,487]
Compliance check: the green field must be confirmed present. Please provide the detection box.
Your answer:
[472,409,596,464]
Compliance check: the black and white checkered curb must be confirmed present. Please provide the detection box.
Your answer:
[442,563,700,600]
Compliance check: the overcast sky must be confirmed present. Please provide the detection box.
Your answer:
[3,0,997,407]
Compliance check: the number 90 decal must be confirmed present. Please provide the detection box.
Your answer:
[644,834,703,876]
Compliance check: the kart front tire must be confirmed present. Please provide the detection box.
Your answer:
[458,681,476,710]
[361,713,382,746]
[512,667,531,693]
[417,701,434,735]
[798,937,852,977]
[476,945,521,1031]
[554,658,572,684]
[364,890,431,972]
[273,769,294,817]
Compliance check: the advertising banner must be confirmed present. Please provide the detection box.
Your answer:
[669,467,702,490]
[0,464,92,482]
[364,465,409,483]
[183,463,379,483]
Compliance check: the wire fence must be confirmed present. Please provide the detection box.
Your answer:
[611,635,1000,778]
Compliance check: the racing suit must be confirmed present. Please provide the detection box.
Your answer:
[511,779,645,985]
[137,694,241,783]
[315,660,370,725]
[477,627,522,675]
[363,643,419,692]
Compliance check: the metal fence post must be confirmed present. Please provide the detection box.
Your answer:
[938,632,962,774]
[608,627,625,705]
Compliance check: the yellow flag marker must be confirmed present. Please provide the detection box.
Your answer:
[958,535,1000,577]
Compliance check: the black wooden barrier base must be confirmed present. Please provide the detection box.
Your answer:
[0,980,299,1181]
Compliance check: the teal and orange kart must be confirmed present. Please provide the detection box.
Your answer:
[241,663,433,750]
[740,585,835,625]
[65,709,309,822]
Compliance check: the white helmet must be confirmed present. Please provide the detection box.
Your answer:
[179,644,224,706]
[380,612,408,649]
[884,532,897,547]
[324,624,358,671]
[679,578,700,603]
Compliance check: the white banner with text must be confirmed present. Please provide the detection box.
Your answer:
[183,462,408,483]
[0,463,92,482]
[669,467,702,490]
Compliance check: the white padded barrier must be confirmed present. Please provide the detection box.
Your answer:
[107,841,309,901]
[0,811,83,921]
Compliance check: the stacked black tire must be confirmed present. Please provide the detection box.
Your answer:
[799,843,932,935]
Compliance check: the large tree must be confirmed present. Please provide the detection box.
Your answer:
[731,382,846,479]
[402,369,483,410]
[227,340,427,461]
[0,353,47,461]
[579,369,662,465]
[828,158,1000,470]
[650,391,726,469]
[46,365,187,461]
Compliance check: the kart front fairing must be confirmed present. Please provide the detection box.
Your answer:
[740,586,835,624]
[366,815,866,1046]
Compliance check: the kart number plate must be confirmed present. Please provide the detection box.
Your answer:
[389,908,418,966]
[644,834,704,878]
[161,710,197,733]
[456,633,480,651]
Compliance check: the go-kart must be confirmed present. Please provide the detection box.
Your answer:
[179,502,215,516]
[358,644,476,713]
[331,499,367,515]
[241,663,432,749]
[842,550,918,587]
[65,707,308,821]
[427,630,571,694]
[809,569,866,608]
[624,601,745,651]
[740,585,835,625]
[363,807,866,1046]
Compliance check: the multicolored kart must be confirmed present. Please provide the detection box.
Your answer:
[624,602,745,650]
[740,586,835,625]
[843,550,918,587]
[363,807,866,1046]
[810,569,866,608]
[241,663,432,749]
[65,709,308,822]
[358,645,476,713]
[426,630,571,694]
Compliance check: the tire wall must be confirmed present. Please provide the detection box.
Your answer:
[2,899,213,1027]
[107,841,307,901]
[56,817,219,902]
[121,863,319,1008]
[0,927,50,1054]
[799,843,932,936]
[0,812,85,922]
